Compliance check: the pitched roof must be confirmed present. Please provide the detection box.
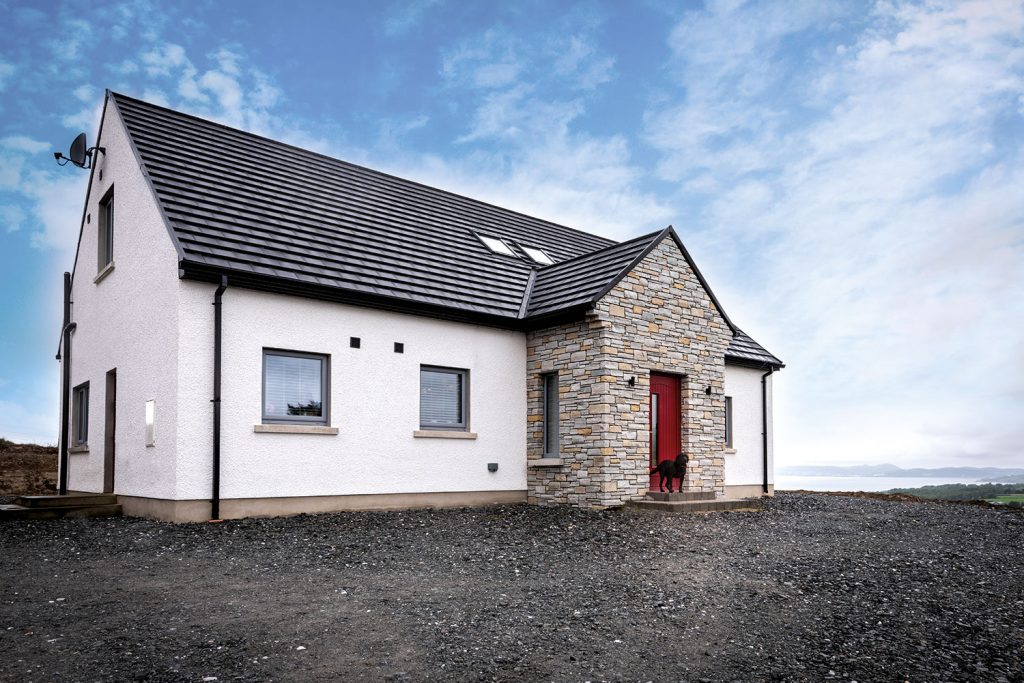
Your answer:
[112,92,612,320]
[526,231,661,318]
[107,91,781,367]
[726,329,785,368]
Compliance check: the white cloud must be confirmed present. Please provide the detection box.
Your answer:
[1,204,25,232]
[1,136,50,154]
[24,169,89,253]
[141,43,188,76]
[647,0,1024,467]
[110,59,139,75]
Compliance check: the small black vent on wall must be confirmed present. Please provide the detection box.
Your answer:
[394,342,404,353]
[350,337,360,349]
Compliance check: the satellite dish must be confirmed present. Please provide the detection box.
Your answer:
[69,133,89,168]
[53,132,104,169]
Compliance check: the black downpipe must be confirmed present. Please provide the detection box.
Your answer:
[57,272,73,496]
[761,367,774,495]
[211,276,227,520]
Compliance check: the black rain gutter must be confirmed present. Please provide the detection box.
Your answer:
[56,272,75,496]
[761,366,774,495]
[211,276,227,520]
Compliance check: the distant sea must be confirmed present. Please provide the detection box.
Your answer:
[775,475,994,492]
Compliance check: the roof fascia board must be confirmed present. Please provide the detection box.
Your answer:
[725,356,785,370]
[68,90,111,285]
[663,227,737,333]
[109,93,187,266]
[588,227,670,304]
[582,225,737,334]
[180,264,526,331]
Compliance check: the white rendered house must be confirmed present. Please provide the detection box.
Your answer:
[56,92,783,521]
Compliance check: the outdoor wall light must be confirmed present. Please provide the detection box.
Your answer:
[488,463,498,472]
[705,385,712,395]
[628,376,636,386]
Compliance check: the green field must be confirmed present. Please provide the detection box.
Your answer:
[988,494,1024,504]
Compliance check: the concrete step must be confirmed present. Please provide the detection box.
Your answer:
[0,503,122,520]
[14,493,118,508]
[628,497,763,513]
[645,490,716,502]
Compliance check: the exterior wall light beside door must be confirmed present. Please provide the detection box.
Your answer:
[628,376,636,386]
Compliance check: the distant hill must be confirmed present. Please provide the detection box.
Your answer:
[778,463,1024,480]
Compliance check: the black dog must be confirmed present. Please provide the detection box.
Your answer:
[650,452,689,493]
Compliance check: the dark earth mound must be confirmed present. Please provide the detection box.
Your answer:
[1,493,1021,682]
[0,439,57,496]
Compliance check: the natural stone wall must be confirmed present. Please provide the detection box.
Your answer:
[526,237,732,508]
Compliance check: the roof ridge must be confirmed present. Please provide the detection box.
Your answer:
[533,229,664,273]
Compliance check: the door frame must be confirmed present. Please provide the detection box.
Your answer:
[103,368,116,494]
[649,372,683,490]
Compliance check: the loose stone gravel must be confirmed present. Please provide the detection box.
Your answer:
[1,493,1021,682]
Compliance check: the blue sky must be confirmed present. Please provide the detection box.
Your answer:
[1,0,1022,468]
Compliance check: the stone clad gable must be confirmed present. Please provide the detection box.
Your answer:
[526,236,732,508]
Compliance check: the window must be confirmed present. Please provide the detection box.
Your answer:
[262,349,329,424]
[72,382,89,446]
[477,234,516,257]
[725,396,733,448]
[145,399,156,446]
[420,366,468,430]
[521,245,555,266]
[542,373,559,456]
[98,188,114,271]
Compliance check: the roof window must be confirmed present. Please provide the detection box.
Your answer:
[521,245,555,266]
[477,234,517,257]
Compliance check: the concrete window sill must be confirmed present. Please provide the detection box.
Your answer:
[723,448,737,454]
[69,445,89,454]
[254,424,339,435]
[93,261,115,284]
[528,458,563,467]
[413,430,478,440]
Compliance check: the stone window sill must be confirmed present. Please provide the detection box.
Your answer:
[94,261,115,284]
[413,430,477,440]
[528,458,563,467]
[254,424,339,435]
[69,445,89,454]
[723,448,737,454]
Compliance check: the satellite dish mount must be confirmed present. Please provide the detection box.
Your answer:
[53,132,105,169]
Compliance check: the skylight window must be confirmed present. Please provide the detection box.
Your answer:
[521,245,555,265]
[478,234,517,257]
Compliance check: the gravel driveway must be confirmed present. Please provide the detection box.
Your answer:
[2,493,1021,682]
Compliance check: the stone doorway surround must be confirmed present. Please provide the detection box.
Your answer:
[526,237,732,508]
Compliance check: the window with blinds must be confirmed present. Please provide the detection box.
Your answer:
[542,373,559,456]
[420,366,468,430]
[262,349,329,424]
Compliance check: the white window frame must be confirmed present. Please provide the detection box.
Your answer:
[476,234,517,257]
[521,245,555,265]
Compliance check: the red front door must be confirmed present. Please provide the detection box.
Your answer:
[650,373,681,490]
